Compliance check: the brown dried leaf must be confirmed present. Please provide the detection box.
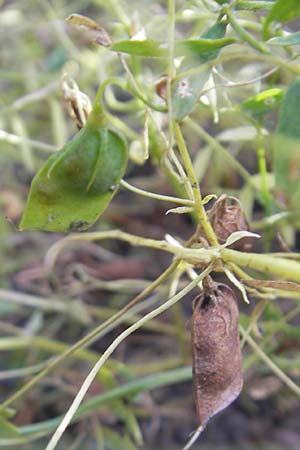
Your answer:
[66,13,112,47]
[192,278,243,426]
[242,279,300,292]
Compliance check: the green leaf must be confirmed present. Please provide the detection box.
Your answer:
[0,417,21,439]
[0,407,16,420]
[110,37,236,58]
[268,31,300,46]
[111,40,167,57]
[274,80,300,208]
[172,21,227,121]
[241,88,283,116]
[20,104,128,232]
[263,0,300,40]
[176,37,236,58]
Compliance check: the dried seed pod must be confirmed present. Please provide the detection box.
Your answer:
[192,277,243,426]
[205,194,251,251]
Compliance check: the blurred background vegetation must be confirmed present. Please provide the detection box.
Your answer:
[0,0,300,449]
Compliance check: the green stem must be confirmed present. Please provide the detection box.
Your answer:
[45,266,213,450]
[0,261,179,410]
[120,179,195,206]
[226,7,271,54]
[167,0,176,150]
[44,229,211,270]
[174,123,218,246]
[257,127,271,215]
[119,55,166,112]
[185,118,254,186]
[235,0,273,11]
[240,325,300,397]
[222,248,300,282]
[0,130,56,153]
[15,367,192,439]
[45,230,300,283]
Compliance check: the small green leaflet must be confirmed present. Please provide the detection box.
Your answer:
[177,37,236,59]
[111,40,167,57]
[268,31,300,46]
[241,88,283,117]
[20,103,128,232]
[263,0,300,40]
[274,80,300,208]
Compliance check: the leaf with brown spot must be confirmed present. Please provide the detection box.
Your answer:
[192,278,243,426]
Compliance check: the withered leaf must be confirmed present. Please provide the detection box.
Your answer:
[66,14,112,47]
[242,279,300,293]
[192,278,243,426]
[199,194,251,251]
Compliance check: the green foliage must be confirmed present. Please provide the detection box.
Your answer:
[274,80,300,208]
[20,103,128,232]
[0,417,20,439]
[172,21,227,121]
[110,37,236,58]
[111,39,167,57]
[268,31,300,46]
[263,0,300,39]
[2,1,300,449]
[241,88,283,117]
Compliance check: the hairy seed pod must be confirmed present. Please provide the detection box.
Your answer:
[192,278,243,426]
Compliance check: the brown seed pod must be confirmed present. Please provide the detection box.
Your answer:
[192,277,243,426]
[205,194,251,251]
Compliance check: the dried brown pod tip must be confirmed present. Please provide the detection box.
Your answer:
[192,277,243,427]
[155,76,167,100]
[205,194,251,251]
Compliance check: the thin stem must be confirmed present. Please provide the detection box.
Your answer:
[235,1,273,11]
[181,425,204,450]
[45,265,213,450]
[257,127,272,215]
[107,0,130,30]
[222,248,300,282]
[93,77,126,109]
[16,366,192,439]
[185,118,254,186]
[240,325,300,397]
[226,7,270,54]
[120,179,195,206]
[120,54,166,112]
[0,129,57,153]
[105,111,140,140]
[44,230,300,282]
[0,261,179,409]
[240,298,269,348]
[174,122,218,246]
[0,81,59,115]
[44,229,211,270]
[167,0,176,150]
[168,149,194,199]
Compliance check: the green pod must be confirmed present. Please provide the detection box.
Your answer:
[20,104,128,232]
